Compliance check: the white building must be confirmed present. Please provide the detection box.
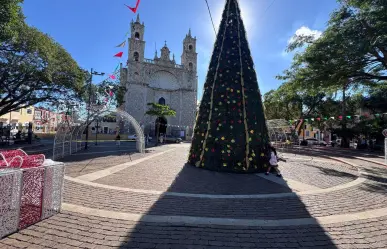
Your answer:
[120,14,198,137]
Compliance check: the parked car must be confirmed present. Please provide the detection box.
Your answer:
[350,141,358,149]
[330,139,341,147]
[128,134,137,140]
[306,138,327,146]
[163,135,182,143]
[127,134,152,141]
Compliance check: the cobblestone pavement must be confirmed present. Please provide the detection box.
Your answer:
[1,143,387,248]
[1,211,386,249]
[94,144,358,193]
[64,142,173,178]
[64,178,387,219]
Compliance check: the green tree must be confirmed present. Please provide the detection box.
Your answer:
[189,0,270,173]
[0,0,24,42]
[0,25,86,116]
[145,103,176,145]
[264,83,328,136]
[97,79,127,107]
[278,0,387,147]
[0,1,85,116]
[362,84,387,114]
[263,88,301,121]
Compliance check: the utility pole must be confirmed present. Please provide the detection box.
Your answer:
[95,118,99,146]
[85,68,105,150]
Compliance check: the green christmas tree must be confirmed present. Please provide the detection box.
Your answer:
[188,0,270,173]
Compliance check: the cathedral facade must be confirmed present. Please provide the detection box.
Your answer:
[120,14,198,137]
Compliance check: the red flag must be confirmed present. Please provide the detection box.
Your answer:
[109,91,114,97]
[114,52,123,58]
[125,0,141,13]
[109,74,116,80]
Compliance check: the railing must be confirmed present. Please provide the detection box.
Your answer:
[143,58,185,69]
[144,59,155,64]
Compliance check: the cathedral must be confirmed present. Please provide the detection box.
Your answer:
[120,14,198,138]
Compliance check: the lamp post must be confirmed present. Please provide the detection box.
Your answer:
[85,68,105,150]
[95,118,100,146]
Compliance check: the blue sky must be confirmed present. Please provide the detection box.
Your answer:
[23,0,339,100]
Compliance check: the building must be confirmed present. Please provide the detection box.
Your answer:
[33,108,60,133]
[90,114,118,135]
[120,14,198,138]
[0,107,35,130]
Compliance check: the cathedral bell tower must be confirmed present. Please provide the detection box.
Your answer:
[128,14,146,64]
[181,29,197,72]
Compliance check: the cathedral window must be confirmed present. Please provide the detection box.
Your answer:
[189,62,193,71]
[133,52,139,61]
[158,97,166,105]
[188,44,193,51]
[135,32,140,40]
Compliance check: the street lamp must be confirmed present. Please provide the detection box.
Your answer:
[95,117,100,146]
[85,68,105,150]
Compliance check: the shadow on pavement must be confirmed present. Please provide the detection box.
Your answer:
[118,162,339,248]
[304,163,358,179]
[58,141,144,163]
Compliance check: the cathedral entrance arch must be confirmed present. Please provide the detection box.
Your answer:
[155,117,167,137]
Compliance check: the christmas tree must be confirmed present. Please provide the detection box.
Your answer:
[188,0,270,173]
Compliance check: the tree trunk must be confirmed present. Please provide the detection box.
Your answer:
[155,121,160,146]
[341,82,350,148]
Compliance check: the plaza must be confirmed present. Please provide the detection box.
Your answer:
[1,142,386,248]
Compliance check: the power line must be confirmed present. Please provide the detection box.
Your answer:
[259,0,276,22]
[204,0,276,36]
[205,0,217,35]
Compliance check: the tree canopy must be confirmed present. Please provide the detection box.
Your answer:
[278,0,387,92]
[145,103,176,118]
[0,0,24,42]
[0,0,85,116]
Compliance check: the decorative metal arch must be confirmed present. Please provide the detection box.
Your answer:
[266,119,295,150]
[53,109,145,160]
[116,109,145,153]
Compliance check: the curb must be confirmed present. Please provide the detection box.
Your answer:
[62,203,387,227]
[354,156,386,167]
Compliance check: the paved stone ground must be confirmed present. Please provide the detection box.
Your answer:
[1,143,387,248]
[64,142,173,178]
[279,157,358,189]
[64,178,387,219]
[94,145,292,195]
[1,211,386,249]
[94,144,358,193]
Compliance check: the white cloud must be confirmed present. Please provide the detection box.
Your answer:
[288,26,322,44]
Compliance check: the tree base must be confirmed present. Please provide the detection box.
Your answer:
[187,159,271,174]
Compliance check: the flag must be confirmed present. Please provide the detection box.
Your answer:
[109,74,116,80]
[114,52,123,58]
[125,0,141,13]
[116,41,126,48]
